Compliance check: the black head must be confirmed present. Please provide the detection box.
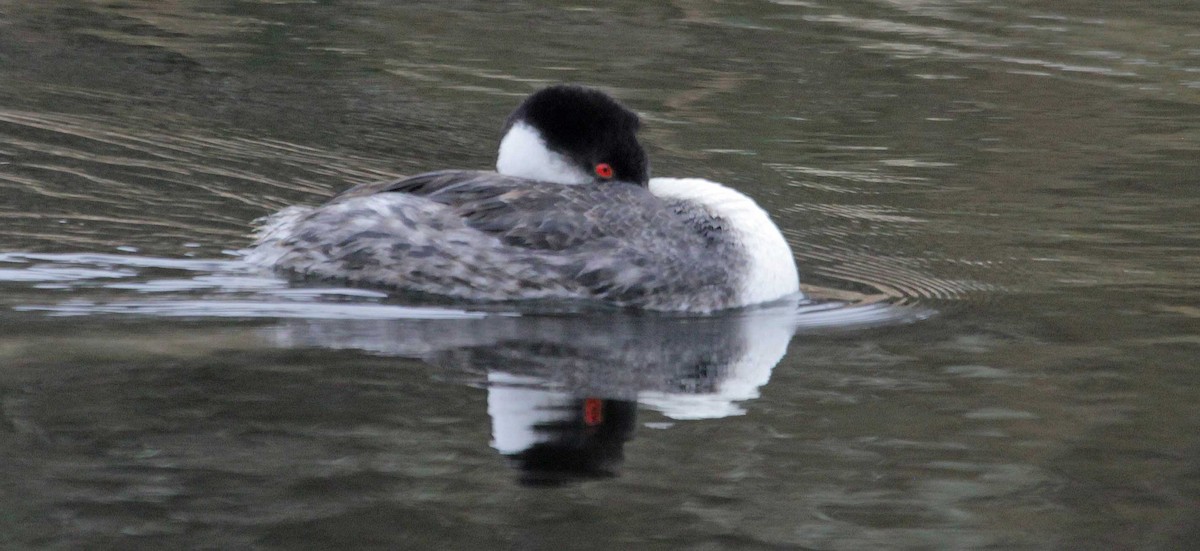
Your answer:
[502,85,650,186]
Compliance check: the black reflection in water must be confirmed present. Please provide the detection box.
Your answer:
[490,389,637,486]
[267,301,803,483]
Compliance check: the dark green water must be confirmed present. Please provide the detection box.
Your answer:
[1,1,1198,549]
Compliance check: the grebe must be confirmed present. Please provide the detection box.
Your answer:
[247,85,799,312]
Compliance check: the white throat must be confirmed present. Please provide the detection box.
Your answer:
[648,177,801,306]
[496,122,591,185]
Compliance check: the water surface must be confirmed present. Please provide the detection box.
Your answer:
[2,1,1198,549]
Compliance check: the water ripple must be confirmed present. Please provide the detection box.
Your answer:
[1,251,925,327]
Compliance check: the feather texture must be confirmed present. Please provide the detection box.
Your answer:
[256,170,748,312]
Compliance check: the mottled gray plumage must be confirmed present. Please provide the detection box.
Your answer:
[256,170,748,312]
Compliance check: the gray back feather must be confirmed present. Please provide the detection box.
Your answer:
[267,171,747,311]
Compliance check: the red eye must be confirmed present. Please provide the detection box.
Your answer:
[594,163,614,179]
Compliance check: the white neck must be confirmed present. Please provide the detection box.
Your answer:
[496,122,591,185]
[648,177,801,306]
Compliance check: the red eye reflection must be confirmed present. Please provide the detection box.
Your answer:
[583,398,604,426]
[594,163,614,179]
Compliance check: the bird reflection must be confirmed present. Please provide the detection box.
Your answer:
[489,375,637,485]
[264,300,799,484]
[263,297,916,483]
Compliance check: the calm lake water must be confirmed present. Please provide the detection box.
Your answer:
[2,1,1198,549]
